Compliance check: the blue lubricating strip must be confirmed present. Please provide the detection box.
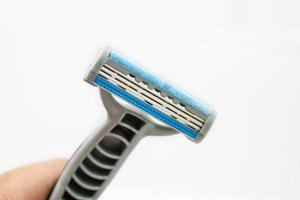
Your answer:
[108,51,213,117]
[94,76,199,139]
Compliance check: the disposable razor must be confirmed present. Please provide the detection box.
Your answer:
[49,47,216,200]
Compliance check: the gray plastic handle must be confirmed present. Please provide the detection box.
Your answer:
[49,115,145,200]
[49,89,176,200]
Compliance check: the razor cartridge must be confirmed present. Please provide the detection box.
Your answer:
[49,47,216,200]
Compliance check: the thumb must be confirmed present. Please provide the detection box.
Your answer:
[0,159,67,200]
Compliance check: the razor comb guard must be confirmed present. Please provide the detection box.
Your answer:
[49,48,215,200]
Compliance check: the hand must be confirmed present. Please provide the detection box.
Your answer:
[0,159,67,200]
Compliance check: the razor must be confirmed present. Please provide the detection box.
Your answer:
[49,47,216,200]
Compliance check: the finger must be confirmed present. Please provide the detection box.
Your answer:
[0,159,67,200]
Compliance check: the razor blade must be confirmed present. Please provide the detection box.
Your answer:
[86,48,215,143]
[49,47,216,200]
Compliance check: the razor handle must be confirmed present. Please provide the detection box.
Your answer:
[49,116,144,200]
[49,90,176,200]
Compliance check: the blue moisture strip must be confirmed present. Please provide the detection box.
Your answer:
[108,51,213,116]
[95,76,198,139]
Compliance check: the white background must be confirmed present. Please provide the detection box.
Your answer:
[0,0,300,199]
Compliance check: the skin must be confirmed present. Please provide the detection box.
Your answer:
[0,159,67,200]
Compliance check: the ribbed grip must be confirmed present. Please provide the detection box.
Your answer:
[49,113,145,200]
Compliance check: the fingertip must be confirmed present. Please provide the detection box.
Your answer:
[0,158,68,200]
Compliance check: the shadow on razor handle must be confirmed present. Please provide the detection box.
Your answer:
[48,116,145,200]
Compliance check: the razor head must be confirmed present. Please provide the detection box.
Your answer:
[85,47,216,143]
